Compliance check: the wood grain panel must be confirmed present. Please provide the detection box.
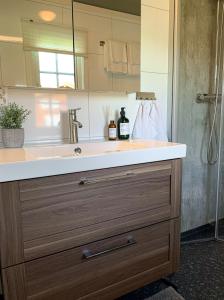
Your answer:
[170,218,180,272]
[2,218,180,300]
[19,161,172,203]
[22,175,171,241]
[18,161,174,261]
[0,182,24,268]
[23,205,171,260]
[171,159,182,218]
[22,221,174,300]
[2,264,26,300]
[0,159,182,300]
[79,263,172,300]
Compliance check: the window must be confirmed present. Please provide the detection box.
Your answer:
[38,52,75,88]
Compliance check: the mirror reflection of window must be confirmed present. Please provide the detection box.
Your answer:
[35,95,67,128]
[21,19,87,89]
[38,52,74,88]
[0,0,77,89]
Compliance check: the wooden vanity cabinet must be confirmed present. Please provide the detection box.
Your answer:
[0,159,182,300]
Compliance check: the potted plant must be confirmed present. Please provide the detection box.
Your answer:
[0,102,31,148]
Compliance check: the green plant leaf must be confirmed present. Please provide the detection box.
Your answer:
[0,102,31,129]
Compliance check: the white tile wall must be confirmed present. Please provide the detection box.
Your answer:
[141,5,169,73]
[141,72,168,128]
[142,0,170,11]
[6,88,89,144]
[112,19,141,42]
[88,54,113,92]
[62,8,72,26]
[89,91,139,138]
[0,43,26,87]
[4,88,140,144]
[74,2,140,93]
[112,74,140,94]
[140,0,170,137]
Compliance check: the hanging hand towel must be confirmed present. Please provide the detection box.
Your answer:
[132,100,168,141]
[104,40,128,74]
[127,42,140,76]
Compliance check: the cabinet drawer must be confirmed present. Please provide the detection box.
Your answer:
[19,160,181,261]
[2,219,180,300]
[0,160,181,268]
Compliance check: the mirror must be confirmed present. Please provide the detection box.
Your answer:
[0,0,74,89]
[73,0,141,92]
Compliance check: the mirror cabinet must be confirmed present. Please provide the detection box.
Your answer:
[0,0,140,92]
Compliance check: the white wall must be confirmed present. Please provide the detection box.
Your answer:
[141,0,170,137]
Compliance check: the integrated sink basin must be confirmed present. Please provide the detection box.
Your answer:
[0,139,186,182]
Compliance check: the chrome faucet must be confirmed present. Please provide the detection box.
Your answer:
[69,108,83,144]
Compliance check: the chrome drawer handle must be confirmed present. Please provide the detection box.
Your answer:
[82,236,136,260]
[79,172,135,185]
[79,165,171,186]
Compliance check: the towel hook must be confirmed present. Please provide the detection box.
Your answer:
[135,92,156,101]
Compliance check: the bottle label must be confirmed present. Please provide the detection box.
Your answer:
[120,123,129,136]
[109,128,117,139]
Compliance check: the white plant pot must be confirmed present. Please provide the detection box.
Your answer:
[2,128,24,148]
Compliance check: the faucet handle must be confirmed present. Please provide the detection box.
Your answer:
[69,108,81,113]
[69,108,81,119]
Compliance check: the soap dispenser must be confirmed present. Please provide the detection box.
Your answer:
[117,107,130,140]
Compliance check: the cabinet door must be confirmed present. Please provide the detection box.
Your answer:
[2,219,180,300]
[20,160,180,261]
[0,160,181,267]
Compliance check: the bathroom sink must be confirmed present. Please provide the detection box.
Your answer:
[0,139,186,182]
[0,140,180,161]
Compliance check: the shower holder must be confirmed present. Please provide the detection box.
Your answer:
[196,93,221,104]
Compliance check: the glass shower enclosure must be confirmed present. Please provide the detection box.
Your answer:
[176,0,224,241]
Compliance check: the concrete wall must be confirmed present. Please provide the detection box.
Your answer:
[177,0,218,231]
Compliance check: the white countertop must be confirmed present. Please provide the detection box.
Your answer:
[0,140,186,182]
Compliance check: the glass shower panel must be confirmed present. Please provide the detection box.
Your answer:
[211,0,224,241]
[217,103,224,240]
[177,0,218,239]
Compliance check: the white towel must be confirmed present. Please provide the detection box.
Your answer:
[132,101,168,141]
[127,42,140,76]
[104,40,128,74]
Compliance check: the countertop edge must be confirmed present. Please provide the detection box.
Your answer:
[0,144,186,183]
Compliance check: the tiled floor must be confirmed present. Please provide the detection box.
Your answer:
[170,240,224,300]
[118,222,224,300]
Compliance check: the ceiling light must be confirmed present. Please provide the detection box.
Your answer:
[38,10,56,22]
